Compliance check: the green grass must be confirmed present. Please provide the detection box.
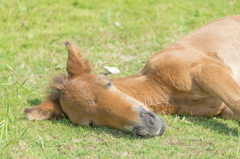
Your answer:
[1,0,240,158]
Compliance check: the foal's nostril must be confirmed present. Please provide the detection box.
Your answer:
[142,111,156,125]
[143,111,155,117]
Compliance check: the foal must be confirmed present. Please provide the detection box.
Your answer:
[25,16,240,137]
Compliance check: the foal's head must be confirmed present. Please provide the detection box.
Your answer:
[53,42,166,137]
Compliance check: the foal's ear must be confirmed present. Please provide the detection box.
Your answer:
[65,41,91,77]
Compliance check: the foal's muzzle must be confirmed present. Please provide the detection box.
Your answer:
[132,106,166,137]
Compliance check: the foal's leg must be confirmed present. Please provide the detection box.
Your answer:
[219,104,237,120]
[24,99,66,120]
[191,64,240,121]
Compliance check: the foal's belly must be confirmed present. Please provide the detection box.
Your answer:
[172,97,225,117]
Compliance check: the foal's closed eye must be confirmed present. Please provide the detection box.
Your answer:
[106,79,112,87]
[99,77,112,87]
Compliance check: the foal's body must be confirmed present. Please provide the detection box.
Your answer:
[24,16,240,137]
[113,16,240,120]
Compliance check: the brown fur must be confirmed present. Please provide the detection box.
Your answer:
[65,41,91,78]
[24,16,240,131]
[24,74,69,120]
[24,99,65,120]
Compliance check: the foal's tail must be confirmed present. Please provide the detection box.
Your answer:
[24,74,68,120]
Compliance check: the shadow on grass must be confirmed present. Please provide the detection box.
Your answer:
[177,115,240,137]
[51,115,240,139]
[52,118,146,140]
[27,98,42,106]
[50,114,240,138]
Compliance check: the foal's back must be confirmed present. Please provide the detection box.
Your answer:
[178,16,240,81]
[143,16,240,83]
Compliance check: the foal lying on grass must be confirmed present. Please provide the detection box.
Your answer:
[25,16,240,137]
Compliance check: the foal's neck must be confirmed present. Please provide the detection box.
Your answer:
[111,73,169,107]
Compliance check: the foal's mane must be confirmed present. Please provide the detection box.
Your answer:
[47,74,68,100]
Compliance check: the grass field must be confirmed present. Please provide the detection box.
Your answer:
[1,0,240,158]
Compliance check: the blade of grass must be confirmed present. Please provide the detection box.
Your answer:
[16,81,29,94]
[0,89,21,100]
[1,142,11,152]
[0,48,2,59]
[19,47,24,54]
[7,103,13,123]
[23,141,36,157]
[19,126,30,140]
[4,62,15,71]
[5,120,8,141]
[13,106,22,123]
[7,114,12,123]
[3,0,18,22]
[0,121,5,145]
